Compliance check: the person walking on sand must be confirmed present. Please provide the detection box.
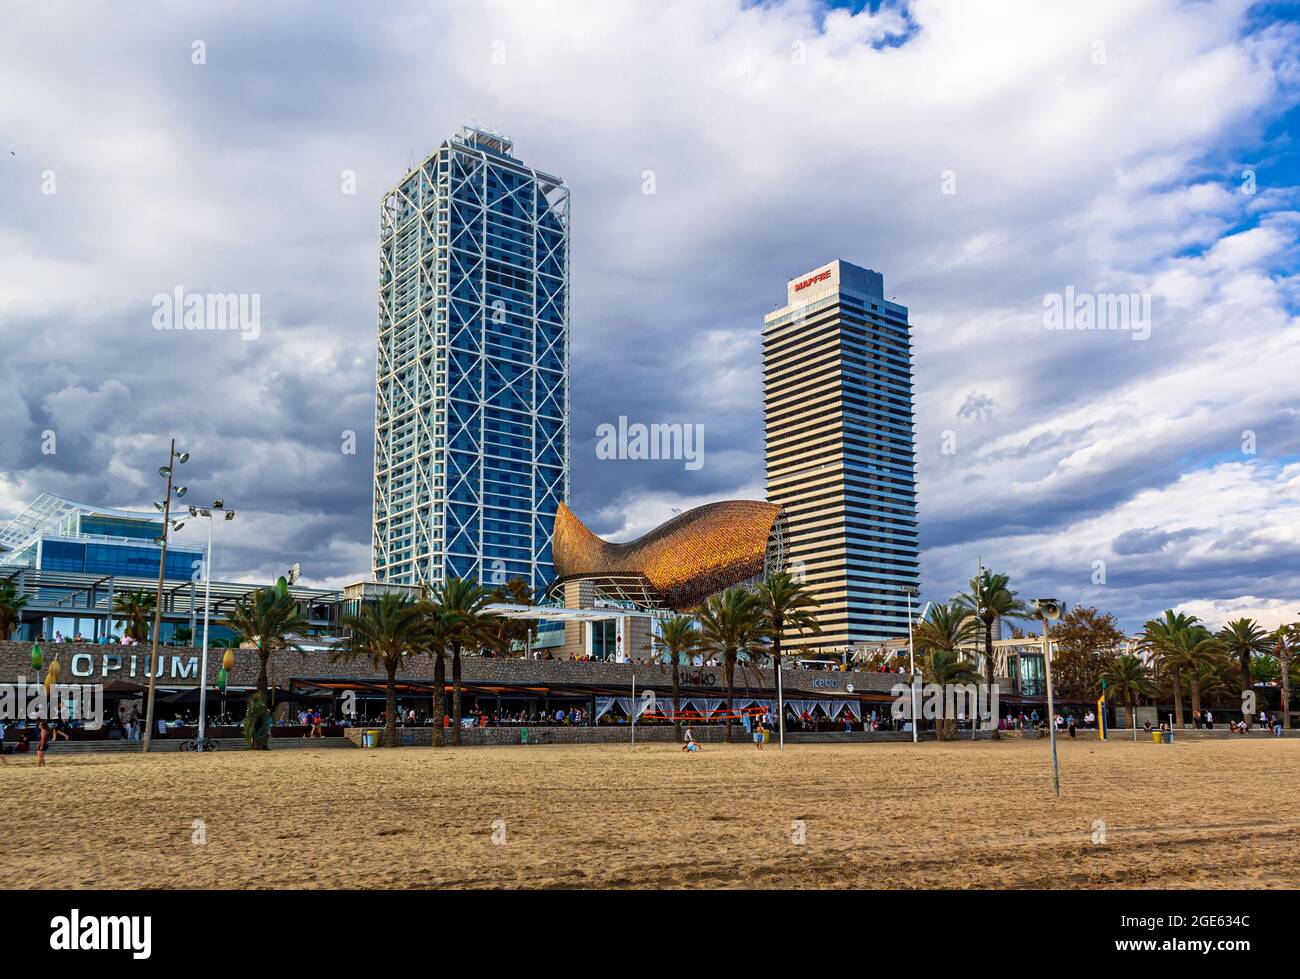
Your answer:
[37,719,67,767]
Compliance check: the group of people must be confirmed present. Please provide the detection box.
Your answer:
[359,705,596,728]
[680,708,778,752]
[0,718,70,766]
[296,708,327,738]
[469,705,589,727]
[106,706,144,740]
[46,630,156,646]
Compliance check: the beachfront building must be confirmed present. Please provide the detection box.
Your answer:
[372,126,570,592]
[763,260,919,652]
[0,493,336,644]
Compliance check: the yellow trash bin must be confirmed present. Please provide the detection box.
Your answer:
[1152,731,1163,743]
[363,729,379,748]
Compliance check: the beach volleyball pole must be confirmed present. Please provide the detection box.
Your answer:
[776,658,785,751]
[1034,599,1063,797]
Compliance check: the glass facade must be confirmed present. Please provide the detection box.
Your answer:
[0,497,204,583]
[373,128,569,590]
[79,516,160,541]
[39,537,199,580]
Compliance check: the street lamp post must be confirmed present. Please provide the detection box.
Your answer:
[1034,598,1063,797]
[142,440,189,753]
[189,501,235,749]
[903,585,922,744]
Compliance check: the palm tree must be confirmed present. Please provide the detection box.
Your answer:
[417,601,453,746]
[432,577,497,746]
[958,570,1027,687]
[753,571,820,685]
[1138,609,1200,728]
[1186,659,1233,710]
[1272,623,1298,730]
[223,583,309,710]
[914,601,979,656]
[336,593,426,747]
[657,615,703,743]
[917,648,982,741]
[486,577,536,657]
[0,583,28,640]
[1170,625,1224,724]
[1102,654,1156,740]
[696,588,770,743]
[113,589,156,642]
[1217,618,1271,720]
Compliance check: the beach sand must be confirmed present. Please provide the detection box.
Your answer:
[4,737,1297,889]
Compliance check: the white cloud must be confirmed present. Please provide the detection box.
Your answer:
[0,0,1296,626]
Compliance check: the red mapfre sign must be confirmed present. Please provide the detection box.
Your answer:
[794,269,833,292]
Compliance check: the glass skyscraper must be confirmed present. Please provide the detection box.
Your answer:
[372,127,569,589]
[763,260,919,650]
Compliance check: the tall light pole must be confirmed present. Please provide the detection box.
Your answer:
[189,500,235,749]
[903,585,922,743]
[904,585,925,738]
[142,440,189,753]
[1034,598,1063,797]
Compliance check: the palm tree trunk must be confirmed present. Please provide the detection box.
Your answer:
[1282,644,1292,731]
[672,661,681,743]
[985,618,1001,739]
[256,646,269,704]
[1240,652,1252,721]
[1170,667,1184,728]
[724,652,735,743]
[432,652,445,747]
[452,641,463,746]
[385,661,398,748]
[1189,673,1202,725]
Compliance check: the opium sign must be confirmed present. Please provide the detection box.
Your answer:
[67,651,201,682]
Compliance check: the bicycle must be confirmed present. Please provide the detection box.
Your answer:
[179,736,221,752]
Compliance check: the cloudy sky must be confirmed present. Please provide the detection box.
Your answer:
[1,0,1297,633]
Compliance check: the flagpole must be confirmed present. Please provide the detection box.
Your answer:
[777,659,785,751]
